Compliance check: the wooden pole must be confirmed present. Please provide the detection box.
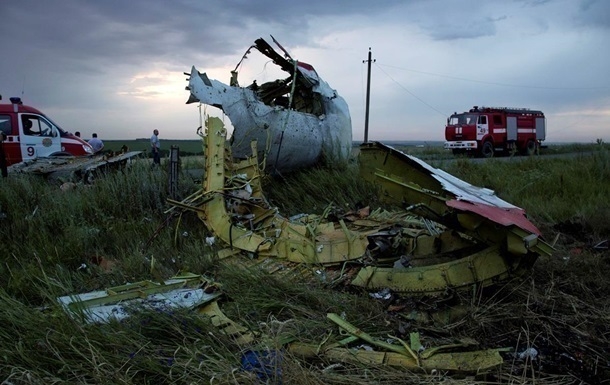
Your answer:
[363,48,375,143]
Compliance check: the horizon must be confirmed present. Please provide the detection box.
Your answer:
[100,138,602,145]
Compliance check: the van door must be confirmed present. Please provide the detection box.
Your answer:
[20,114,62,161]
[476,115,489,140]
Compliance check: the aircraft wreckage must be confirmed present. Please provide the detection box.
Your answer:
[7,151,143,182]
[58,118,552,374]
[58,116,553,374]
[170,116,552,295]
[185,36,352,174]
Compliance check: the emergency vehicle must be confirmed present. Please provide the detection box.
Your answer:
[444,106,546,157]
[0,97,94,166]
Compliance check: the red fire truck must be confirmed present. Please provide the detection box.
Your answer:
[0,97,94,166]
[444,106,546,157]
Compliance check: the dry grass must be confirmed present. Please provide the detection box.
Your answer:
[0,145,608,384]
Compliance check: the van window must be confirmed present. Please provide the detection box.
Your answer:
[22,115,55,137]
[0,115,11,136]
[479,115,487,124]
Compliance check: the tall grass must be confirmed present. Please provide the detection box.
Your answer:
[0,147,608,383]
[0,161,202,303]
[444,149,610,239]
[263,160,380,215]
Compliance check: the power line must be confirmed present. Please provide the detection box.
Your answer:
[374,63,447,117]
[378,63,609,90]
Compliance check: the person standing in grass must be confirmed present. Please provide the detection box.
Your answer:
[151,129,160,166]
[88,133,104,153]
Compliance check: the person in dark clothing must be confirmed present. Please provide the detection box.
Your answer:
[23,119,36,135]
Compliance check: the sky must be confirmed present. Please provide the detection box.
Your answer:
[1,0,608,143]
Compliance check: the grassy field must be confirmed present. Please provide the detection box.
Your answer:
[104,139,605,159]
[104,139,206,156]
[0,143,608,384]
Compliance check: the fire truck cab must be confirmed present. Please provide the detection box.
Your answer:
[444,106,546,158]
[0,97,94,166]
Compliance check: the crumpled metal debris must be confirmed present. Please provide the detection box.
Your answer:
[288,313,508,373]
[8,151,143,182]
[172,116,552,297]
[57,273,221,324]
[56,272,506,374]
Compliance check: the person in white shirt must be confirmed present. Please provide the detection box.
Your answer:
[88,133,104,153]
[151,129,160,165]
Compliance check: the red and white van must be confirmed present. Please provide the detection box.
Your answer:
[0,97,94,166]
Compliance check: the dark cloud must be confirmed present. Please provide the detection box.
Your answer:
[576,0,610,28]
[402,1,509,41]
[427,16,504,40]
[0,0,607,141]
[0,0,409,120]
[0,0,407,62]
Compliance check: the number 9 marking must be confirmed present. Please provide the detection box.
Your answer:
[27,146,35,156]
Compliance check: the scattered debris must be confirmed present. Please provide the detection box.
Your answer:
[57,274,504,375]
[8,151,143,182]
[172,116,552,296]
[56,113,557,376]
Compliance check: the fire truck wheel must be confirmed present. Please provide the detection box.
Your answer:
[524,140,536,156]
[481,141,494,158]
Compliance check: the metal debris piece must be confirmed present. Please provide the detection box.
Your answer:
[288,313,506,372]
[57,273,220,324]
[57,273,256,344]
[185,36,352,174]
[185,117,373,265]
[8,151,143,182]
[356,141,553,292]
[198,301,255,345]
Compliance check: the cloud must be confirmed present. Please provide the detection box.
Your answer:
[576,0,610,28]
[0,0,607,142]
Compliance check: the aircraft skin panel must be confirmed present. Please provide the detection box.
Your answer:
[186,35,352,174]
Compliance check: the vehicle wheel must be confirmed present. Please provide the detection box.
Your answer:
[524,140,536,156]
[481,141,494,158]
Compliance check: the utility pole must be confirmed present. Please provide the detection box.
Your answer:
[363,47,375,143]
